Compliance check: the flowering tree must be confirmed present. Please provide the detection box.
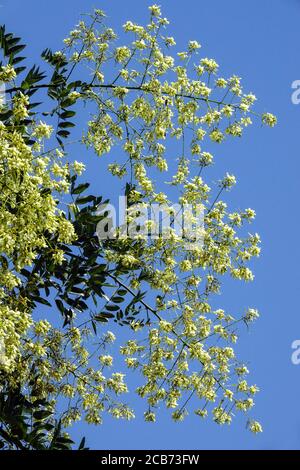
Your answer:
[0,5,276,449]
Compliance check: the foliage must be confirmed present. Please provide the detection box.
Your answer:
[0,384,88,450]
[0,5,276,447]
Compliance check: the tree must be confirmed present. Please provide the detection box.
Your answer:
[0,5,276,448]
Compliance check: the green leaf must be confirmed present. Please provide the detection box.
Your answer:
[59,110,76,119]
[100,312,115,318]
[72,183,90,195]
[78,437,86,450]
[30,296,51,307]
[55,299,65,315]
[76,195,96,205]
[111,296,125,304]
[117,289,127,296]
[94,315,108,323]
[58,121,75,129]
[33,410,52,421]
[57,130,70,138]
[106,305,120,312]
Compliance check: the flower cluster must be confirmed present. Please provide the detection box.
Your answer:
[0,101,79,292]
[0,4,277,437]
[53,3,277,432]
[60,5,276,432]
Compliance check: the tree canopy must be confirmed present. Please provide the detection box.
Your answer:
[0,5,276,449]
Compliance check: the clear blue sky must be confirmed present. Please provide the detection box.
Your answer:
[2,0,300,450]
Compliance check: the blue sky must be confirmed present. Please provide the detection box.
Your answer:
[2,0,300,450]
